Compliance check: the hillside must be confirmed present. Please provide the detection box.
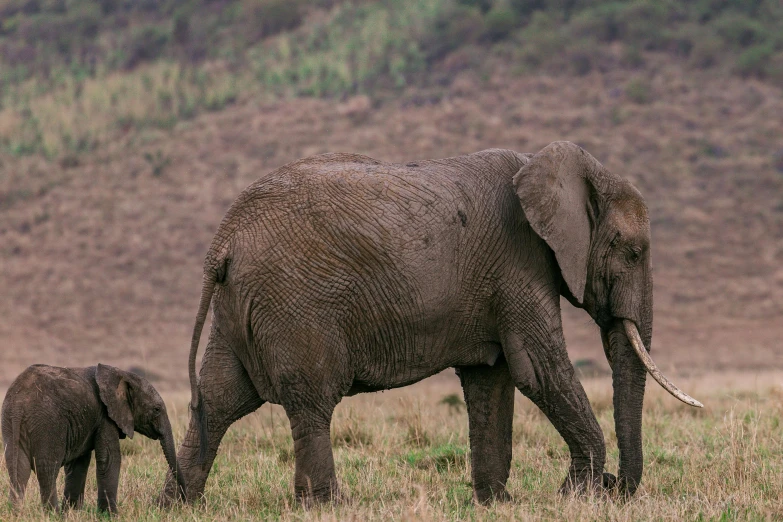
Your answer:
[0,1,782,389]
[2,54,782,389]
[1,0,782,157]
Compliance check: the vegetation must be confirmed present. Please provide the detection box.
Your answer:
[0,0,782,157]
[1,375,781,520]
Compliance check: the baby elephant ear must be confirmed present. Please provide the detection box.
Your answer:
[97,364,134,439]
[513,141,608,304]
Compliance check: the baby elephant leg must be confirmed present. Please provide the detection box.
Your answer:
[95,422,122,513]
[62,452,92,510]
[34,461,61,511]
[4,444,31,508]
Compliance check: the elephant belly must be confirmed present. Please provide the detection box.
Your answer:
[348,340,503,394]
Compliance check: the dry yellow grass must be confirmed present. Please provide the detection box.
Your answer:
[1,371,782,520]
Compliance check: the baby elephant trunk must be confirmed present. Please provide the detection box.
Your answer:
[159,415,187,501]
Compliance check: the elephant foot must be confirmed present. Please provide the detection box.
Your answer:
[156,490,186,509]
[606,473,640,499]
[567,471,636,500]
[296,482,343,509]
[474,487,512,505]
[157,474,189,509]
[558,470,607,497]
[156,492,172,509]
[602,472,618,491]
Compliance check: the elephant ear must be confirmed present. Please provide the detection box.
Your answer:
[512,141,612,303]
[97,364,135,439]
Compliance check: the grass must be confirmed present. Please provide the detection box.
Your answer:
[1,373,781,520]
[0,60,243,158]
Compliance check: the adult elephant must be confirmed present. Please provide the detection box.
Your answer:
[161,141,701,505]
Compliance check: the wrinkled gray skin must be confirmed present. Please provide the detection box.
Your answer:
[2,364,185,513]
[161,141,656,505]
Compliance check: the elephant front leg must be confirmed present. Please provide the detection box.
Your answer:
[503,330,606,494]
[160,345,264,504]
[95,423,122,513]
[457,358,515,504]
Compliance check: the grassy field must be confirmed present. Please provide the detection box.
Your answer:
[1,371,781,520]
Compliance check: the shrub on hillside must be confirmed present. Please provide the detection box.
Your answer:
[626,77,651,104]
[457,0,493,14]
[616,0,684,51]
[734,44,774,78]
[482,2,521,42]
[122,26,170,69]
[507,0,546,17]
[517,10,566,68]
[693,0,771,22]
[420,4,484,63]
[567,0,681,50]
[686,26,724,68]
[713,12,769,49]
[17,5,101,45]
[241,0,304,44]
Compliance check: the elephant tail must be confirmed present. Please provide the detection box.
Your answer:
[189,253,229,465]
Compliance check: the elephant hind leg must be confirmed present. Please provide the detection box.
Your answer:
[285,404,340,506]
[275,334,349,506]
[62,452,92,510]
[161,343,264,504]
[457,357,515,504]
[33,460,61,511]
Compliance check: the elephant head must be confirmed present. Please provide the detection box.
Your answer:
[513,141,701,495]
[96,364,187,500]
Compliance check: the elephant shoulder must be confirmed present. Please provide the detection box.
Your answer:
[247,152,387,192]
[7,365,96,403]
[468,148,533,170]
[289,152,384,170]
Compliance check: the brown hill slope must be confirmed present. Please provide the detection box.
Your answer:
[1,59,782,389]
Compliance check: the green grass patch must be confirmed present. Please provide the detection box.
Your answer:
[402,443,468,472]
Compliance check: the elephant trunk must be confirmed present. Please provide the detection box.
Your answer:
[604,322,647,495]
[159,415,187,502]
[604,279,702,495]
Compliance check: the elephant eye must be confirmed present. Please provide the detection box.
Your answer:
[627,247,642,263]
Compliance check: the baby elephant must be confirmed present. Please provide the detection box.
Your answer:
[1,364,185,513]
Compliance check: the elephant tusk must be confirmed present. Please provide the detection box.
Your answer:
[623,319,704,408]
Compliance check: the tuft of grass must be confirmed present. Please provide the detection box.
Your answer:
[402,443,468,473]
[332,409,374,448]
[143,150,172,178]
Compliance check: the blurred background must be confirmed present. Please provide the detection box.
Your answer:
[0,0,781,390]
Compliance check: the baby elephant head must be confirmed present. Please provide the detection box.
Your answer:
[96,364,186,500]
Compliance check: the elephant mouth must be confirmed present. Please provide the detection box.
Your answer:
[621,319,703,408]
